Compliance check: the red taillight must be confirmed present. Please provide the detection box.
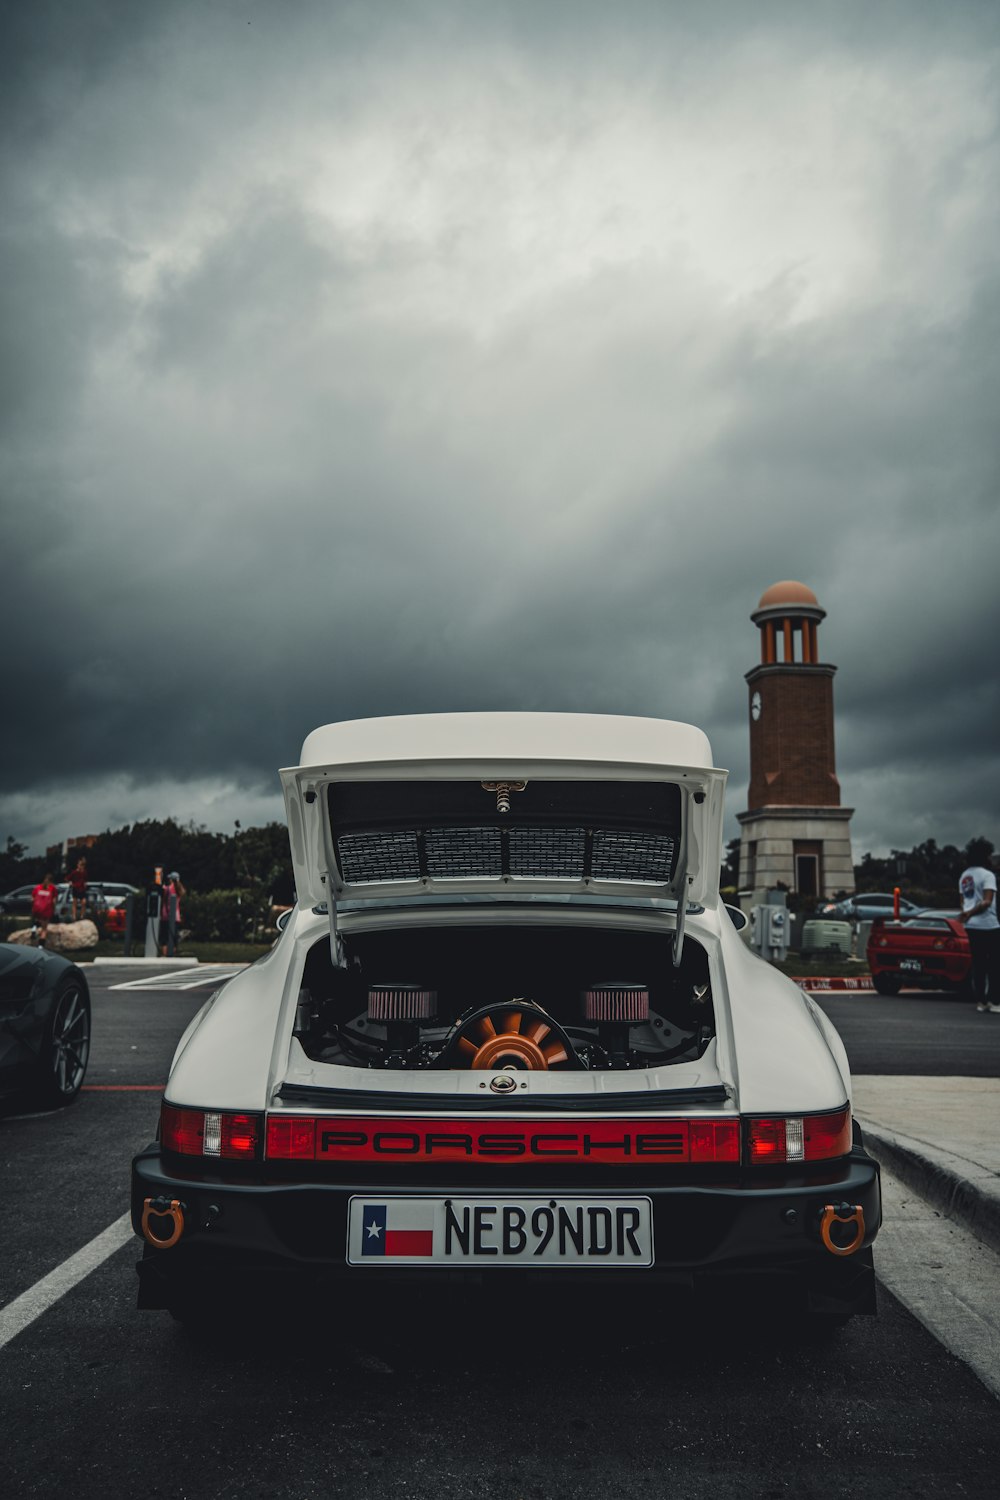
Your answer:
[803,1107,853,1160]
[747,1117,788,1165]
[219,1113,260,1158]
[747,1107,851,1165]
[161,1105,204,1155]
[161,1104,261,1159]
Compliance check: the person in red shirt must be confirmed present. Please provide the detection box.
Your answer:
[69,856,88,921]
[32,875,58,947]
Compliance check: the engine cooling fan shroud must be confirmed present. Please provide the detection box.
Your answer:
[444,1001,579,1071]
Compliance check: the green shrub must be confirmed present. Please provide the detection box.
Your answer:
[182,888,267,943]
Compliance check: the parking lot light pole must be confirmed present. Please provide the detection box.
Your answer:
[122,893,134,957]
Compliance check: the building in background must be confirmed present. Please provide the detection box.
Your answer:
[737,581,854,901]
[45,833,98,873]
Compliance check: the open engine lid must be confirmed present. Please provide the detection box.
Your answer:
[280,713,727,916]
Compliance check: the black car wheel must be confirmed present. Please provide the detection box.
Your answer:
[872,972,901,996]
[36,976,91,1106]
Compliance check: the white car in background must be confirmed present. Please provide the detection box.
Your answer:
[132,713,881,1328]
[818,892,926,923]
[54,881,139,922]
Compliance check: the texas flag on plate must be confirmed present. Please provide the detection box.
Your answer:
[359,1201,435,1258]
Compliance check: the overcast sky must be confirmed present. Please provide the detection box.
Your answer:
[2,0,998,863]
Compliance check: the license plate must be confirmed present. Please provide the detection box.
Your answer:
[347,1196,653,1266]
[899,958,922,972]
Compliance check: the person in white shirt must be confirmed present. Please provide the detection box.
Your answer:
[958,861,1000,1012]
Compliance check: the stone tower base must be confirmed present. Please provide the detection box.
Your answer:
[737,806,855,901]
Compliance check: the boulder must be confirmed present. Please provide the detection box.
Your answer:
[48,920,99,951]
[6,921,99,951]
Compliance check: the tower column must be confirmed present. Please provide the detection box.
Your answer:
[741,581,854,902]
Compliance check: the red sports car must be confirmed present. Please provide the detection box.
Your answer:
[866,913,971,996]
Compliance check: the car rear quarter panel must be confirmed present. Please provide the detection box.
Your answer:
[165,940,299,1111]
[714,921,851,1115]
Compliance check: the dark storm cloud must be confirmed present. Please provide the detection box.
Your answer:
[2,0,999,856]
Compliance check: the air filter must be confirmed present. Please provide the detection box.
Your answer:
[583,984,649,1023]
[367,985,437,1021]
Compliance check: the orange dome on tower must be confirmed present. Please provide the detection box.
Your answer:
[757,580,819,610]
[751,580,825,664]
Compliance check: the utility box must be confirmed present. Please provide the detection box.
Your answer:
[800,919,852,958]
[751,899,789,962]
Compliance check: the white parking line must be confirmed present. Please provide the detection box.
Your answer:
[0,1212,134,1352]
[110,964,246,992]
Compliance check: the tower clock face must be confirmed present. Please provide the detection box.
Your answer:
[751,691,762,721]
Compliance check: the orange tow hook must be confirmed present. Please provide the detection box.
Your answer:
[819,1202,865,1257]
[141,1196,186,1250]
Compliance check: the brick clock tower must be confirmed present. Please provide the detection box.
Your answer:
[737,581,855,900]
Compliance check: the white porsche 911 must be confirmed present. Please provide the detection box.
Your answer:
[132,713,880,1326]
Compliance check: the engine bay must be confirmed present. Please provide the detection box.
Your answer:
[294,923,715,1072]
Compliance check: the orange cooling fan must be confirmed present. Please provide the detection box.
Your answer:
[449,1004,575,1071]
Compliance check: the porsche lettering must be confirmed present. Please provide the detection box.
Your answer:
[309,1119,706,1163]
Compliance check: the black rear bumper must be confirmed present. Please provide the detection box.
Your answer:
[131,1140,881,1316]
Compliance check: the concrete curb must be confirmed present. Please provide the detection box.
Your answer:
[856,1118,1000,1257]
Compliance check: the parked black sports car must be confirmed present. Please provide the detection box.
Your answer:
[0,943,91,1106]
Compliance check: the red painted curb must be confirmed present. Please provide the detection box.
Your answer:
[795,977,874,991]
[81,1084,164,1091]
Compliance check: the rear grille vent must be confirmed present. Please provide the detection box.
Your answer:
[338,830,421,884]
[508,825,586,876]
[335,825,677,886]
[424,826,501,878]
[592,830,675,883]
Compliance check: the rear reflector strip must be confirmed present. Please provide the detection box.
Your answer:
[265,1116,741,1164]
[160,1105,850,1168]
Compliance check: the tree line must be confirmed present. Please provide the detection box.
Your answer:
[1,820,295,904]
[851,836,995,908]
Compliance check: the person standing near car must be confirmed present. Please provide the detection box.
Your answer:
[959,860,1000,1012]
[31,873,58,947]
[69,856,88,921]
[159,871,186,957]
